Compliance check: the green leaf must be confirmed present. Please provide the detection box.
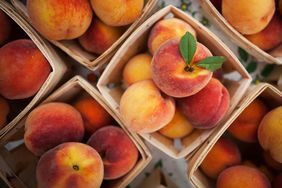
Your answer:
[179,32,197,65]
[197,56,225,72]
[261,64,274,77]
[154,160,163,169]
[238,47,249,62]
[246,61,258,73]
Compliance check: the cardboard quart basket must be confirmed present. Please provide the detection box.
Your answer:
[10,0,158,71]
[199,0,282,65]
[0,76,152,188]
[0,1,67,138]
[97,5,252,159]
[187,83,282,188]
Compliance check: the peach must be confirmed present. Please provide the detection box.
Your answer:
[200,137,241,179]
[0,39,51,100]
[73,96,114,135]
[222,0,275,34]
[243,161,274,181]
[244,14,282,51]
[122,53,152,87]
[87,126,138,180]
[178,78,230,129]
[0,96,9,128]
[228,99,268,143]
[258,106,282,163]
[90,0,144,26]
[263,151,282,171]
[273,174,282,188]
[27,0,93,40]
[78,18,123,55]
[24,102,84,156]
[120,80,175,133]
[152,40,213,98]
[217,165,271,188]
[37,142,103,188]
[148,18,196,54]
[158,109,193,139]
[0,10,11,46]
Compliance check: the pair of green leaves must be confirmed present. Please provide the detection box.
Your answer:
[179,32,225,72]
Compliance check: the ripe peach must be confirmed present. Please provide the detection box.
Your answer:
[27,0,93,40]
[73,96,114,135]
[0,96,9,128]
[258,106,282,163]
[148,18,196,54]
[200,137,241,179]
[122,53,152,87]
[222,0,275,34]
[0,10,11,46]
[158,109,193,139]
[228,99,268,143]
[273,174,282,188]
[152,40,213,98]
[87,126,138,180]
[178,78,230,129]
[24,102,84,156]
[37,142,103,188]
[78,18,123,55]
[263,151,282,171]
[0,39,51,99]
[120,80,175,133]
[217,165,271,188]
[90,0,144,26]
[244,14,282,51]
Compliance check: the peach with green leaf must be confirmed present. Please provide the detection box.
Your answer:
[152,32,226,98]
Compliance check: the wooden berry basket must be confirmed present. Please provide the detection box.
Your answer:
[97,5,252,159]
[187,83,282,188]
[10,0,158,71]
[0,1,67,139]
[0,76,152,188]
[199,0,282,65]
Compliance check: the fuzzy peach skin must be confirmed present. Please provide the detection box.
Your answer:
[217,165,271,188]
[0,96,9,128]
[178,78,230,129]
[200,137,241,179]
[37,142,103,188]
[152,40,213,98]
[0,39,51,100]
[78,18,123,55]
[73,96,114,135]
[0,10,11,46]
[120,80,175,133]
[244,14,282,51]
[27,0,93,40]
[242,160,274,181]
[147,18,196,55]
[24,102,84,156]
[228,99,268,143]
[87,126,138,180]
[122,53,152,87]
[158,108,193,139]
[90,0,144,26]
[258,106,282,163]
[222,0,275,35]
